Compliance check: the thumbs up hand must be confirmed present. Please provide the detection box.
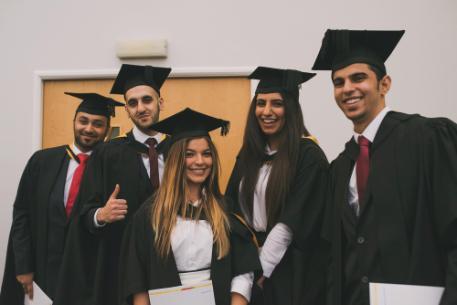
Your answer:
[96,184,128,224]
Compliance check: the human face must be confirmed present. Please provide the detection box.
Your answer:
[73,112,109,152]
[255,92,286,138]
[185,138,213,189]
[124,85,163,132]
[332,63,390,131]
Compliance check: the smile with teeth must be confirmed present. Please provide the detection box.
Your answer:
[343,96,363,105]
[261,117,277,125]
[189,168,208,174]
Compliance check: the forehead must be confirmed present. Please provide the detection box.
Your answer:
[332,63,375,79]
[125,85,159,100]
[256,92,283,100]
[186,137,210,150]
[75,111,108,122]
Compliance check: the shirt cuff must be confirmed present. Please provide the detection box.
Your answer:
[93,208,107,228]
[260,223,293,278]
[231,272,254,302]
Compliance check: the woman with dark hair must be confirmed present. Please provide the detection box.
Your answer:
[119,108,261,305]
[226,67,329,305]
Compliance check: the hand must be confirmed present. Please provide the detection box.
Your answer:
[16,273,34,299]
[256,276,266,289]
[97,184,128,223]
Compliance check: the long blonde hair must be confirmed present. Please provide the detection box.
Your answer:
[151,136,230,259]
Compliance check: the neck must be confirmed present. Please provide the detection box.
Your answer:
[187,184,202,203]
[267,135,281,151]
[138,127,158,137]
[74,142,91,153]
[353,104,386,134]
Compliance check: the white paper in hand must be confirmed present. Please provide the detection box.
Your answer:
[149,280,216,305]
[24,282,52,305]
[369,282,444,305]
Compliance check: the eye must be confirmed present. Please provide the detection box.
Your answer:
[332,78,343,88]
[92,121,104,128]
[203,150,212,157]
[272,100,284,108]
[185,150,195,158]
[256,99,266,107]
[351,73,367,83]
[127,99,138,107]
[141,96,153,103]
[78,117,89,125]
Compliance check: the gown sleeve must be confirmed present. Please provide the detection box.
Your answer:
[118,203,151,305]
[277,140,329,250]
[423,118,457,305]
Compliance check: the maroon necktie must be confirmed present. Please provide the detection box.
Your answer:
[356,136,370,203]
[66,153,89,217]
[146,138,160,189]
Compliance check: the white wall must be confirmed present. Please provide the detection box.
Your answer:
[0,0,456,283]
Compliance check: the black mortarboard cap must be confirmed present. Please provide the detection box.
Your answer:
[312,29,405,75]
[249,66,316,95]
[65,92,124,117]
[110,64,172,95]
[150,108,230,145]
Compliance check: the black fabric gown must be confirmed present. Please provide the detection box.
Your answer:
[53,132,167,305]
[0,145,76,304]
[118,198,261,305]
[323,112,457,305]
[225,138,329,305]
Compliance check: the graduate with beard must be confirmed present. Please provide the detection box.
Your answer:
[0,93,123,305]
[53,65,172,305]
[119,108,261,305]
[312,29,457,305]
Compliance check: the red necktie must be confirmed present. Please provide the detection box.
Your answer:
[356,136,370,203]
[66,153,89,217]
[146,138,160,189]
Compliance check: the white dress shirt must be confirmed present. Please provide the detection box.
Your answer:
[349,107,391,216]
[64,144,92,206]
[239,145,293,278]
[171,201,253,301]
[132,126,164,181]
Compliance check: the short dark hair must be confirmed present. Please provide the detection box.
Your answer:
[331,63,386,82]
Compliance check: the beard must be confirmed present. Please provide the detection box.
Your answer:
[74,131,104,152]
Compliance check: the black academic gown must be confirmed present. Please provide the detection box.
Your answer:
[118,199,262,305]
[323,112,457,305]
[0,145,76,305]
[225,138,329,305]
[53,131,166,305]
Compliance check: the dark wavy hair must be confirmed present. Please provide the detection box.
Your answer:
[238,90,309,228]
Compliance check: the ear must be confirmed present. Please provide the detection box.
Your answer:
[124,105,131,119]
[379,75,391,97]
[158,96,165,111]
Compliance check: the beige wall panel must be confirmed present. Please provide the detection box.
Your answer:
[42,77,251,191]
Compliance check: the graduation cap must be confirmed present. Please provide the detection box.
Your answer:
[312,29,405,76]
[110,64,172,95]
[150,108,229,145]
[65,92,124,117]
[249,66,316,96]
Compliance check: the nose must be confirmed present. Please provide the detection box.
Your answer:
[84,123,95,134]
[137,100,146,112]
[262,102,272,116]
[194,154,204,165]
[342,80,355,95]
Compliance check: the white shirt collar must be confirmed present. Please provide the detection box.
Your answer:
[353,106,391,143]
[265,144,277,156]
[132,126,162,145]
[71,143,92,156]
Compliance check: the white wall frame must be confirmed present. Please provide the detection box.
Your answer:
[32,66,256,151]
